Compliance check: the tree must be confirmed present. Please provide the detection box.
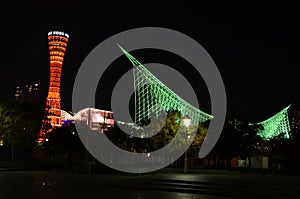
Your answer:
[187,122,208,158]
[238,123,263,167]
[0,102,9,148]
[43,124,86,168]
[106,110,208,168]
[2,101,44,161]
[206,112,262,168]
[150,110,182,150]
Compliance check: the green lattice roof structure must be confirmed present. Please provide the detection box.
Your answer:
[253,104,291,140]
[118,45,214,127]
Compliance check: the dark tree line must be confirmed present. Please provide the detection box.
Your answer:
[2,101,300,171]
[0,101,44,161]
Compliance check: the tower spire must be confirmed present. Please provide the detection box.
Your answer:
[38,31,69,143]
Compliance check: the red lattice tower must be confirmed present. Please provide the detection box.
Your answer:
[38,31,69,142]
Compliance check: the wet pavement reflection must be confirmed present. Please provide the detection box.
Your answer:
[0,170,300,199]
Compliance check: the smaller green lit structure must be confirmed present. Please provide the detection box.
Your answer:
[251,105,291,140]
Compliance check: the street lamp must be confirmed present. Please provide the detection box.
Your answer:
[183,115,191,174]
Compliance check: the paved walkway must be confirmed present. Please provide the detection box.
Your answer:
[1,169,300,199]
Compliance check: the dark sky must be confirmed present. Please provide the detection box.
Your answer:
[0,2,298,123]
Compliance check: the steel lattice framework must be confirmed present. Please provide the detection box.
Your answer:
[119,46,213,126]
[45,31,69,127]
[254,105,291,139]
[38,31,69,142]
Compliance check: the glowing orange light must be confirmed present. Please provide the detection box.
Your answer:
[38,31,69,142]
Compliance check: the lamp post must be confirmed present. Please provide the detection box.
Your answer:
[183,115,191,174]
[0,137,4,146]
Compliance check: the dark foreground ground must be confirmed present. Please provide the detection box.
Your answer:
[1,167,300,199]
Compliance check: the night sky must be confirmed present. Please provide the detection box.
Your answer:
[0,2,298,123]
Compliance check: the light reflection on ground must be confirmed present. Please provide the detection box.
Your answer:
[0,170,299,199]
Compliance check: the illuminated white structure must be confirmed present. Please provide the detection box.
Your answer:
[61,108,114,131]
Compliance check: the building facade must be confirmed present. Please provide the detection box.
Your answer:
[15,80,41,102]
[290,106,300,137]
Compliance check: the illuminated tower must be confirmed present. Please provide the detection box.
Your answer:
[38,31,69,142]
